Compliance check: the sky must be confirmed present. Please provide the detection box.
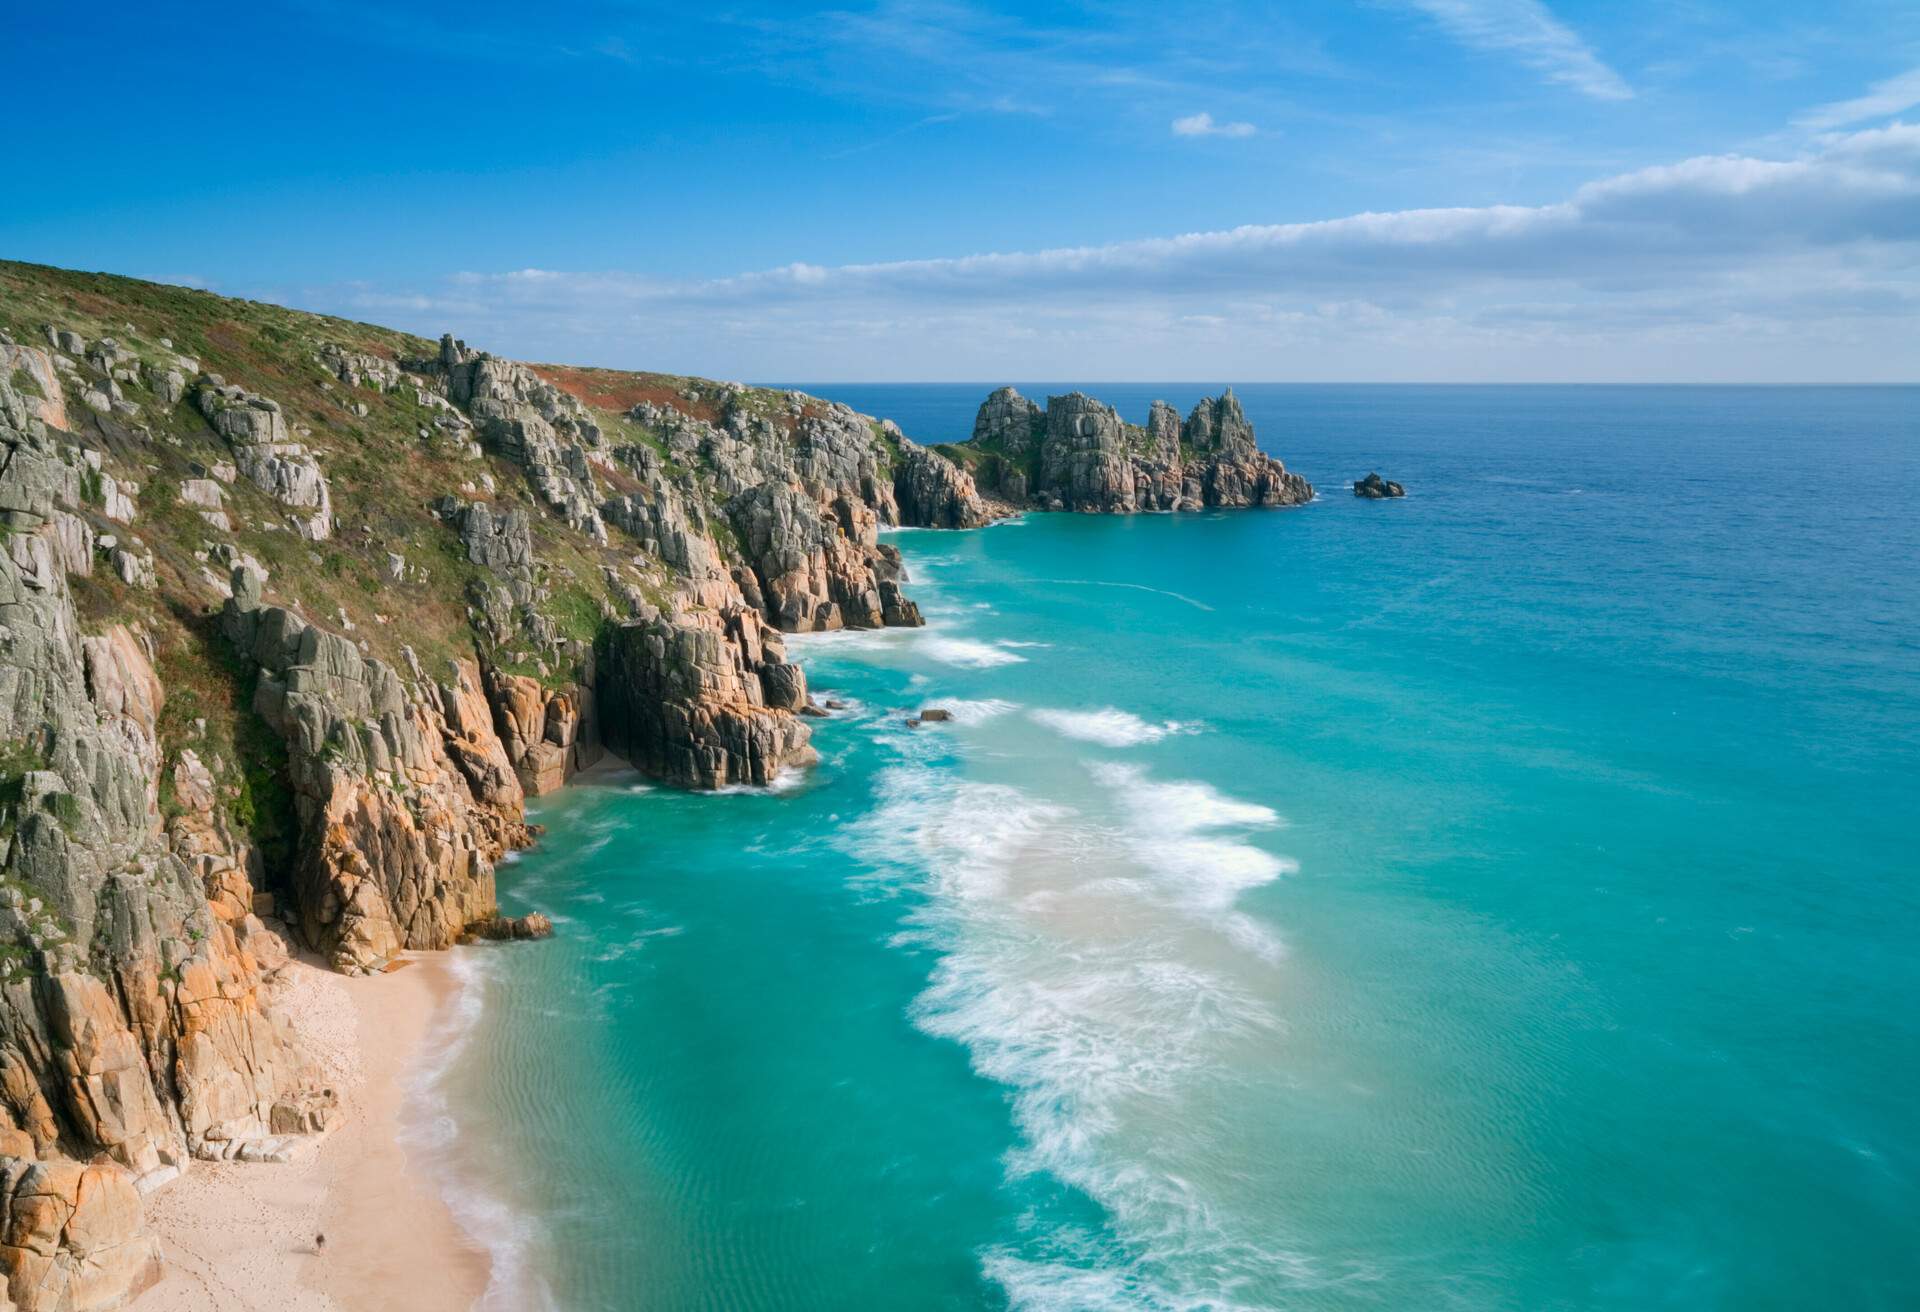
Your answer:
[5,1,1918,381]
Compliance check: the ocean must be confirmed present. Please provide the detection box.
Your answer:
[411,385,1919,1310]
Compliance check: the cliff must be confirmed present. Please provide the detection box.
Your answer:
[0,258,1310,1310]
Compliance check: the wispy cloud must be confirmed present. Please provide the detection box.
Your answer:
[295,124,1919,382]
[1796,65,1920,130]
[1171,112,1257,138]
[1400,0,1632,101]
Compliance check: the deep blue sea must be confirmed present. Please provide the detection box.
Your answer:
[416,386,1919,1310]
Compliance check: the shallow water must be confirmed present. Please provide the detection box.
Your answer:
[428,385,1919,1310]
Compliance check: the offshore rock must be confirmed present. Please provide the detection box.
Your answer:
[1353,472,1405,498]
[961,386,1311,512]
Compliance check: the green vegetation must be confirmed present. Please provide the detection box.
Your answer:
[0,738,50,844]
[152,605,297,884]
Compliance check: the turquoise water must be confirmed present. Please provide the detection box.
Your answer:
[422,386,1920,1310]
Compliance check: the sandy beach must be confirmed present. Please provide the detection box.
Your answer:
[131,952,488,1312]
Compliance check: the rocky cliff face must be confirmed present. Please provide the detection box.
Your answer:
[958,385,1312,513]
[0,387,331,1312]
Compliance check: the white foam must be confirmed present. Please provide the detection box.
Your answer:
[707,765,809,796]
[844,756,1299,1304]
[399,953,559,1311]
[785,615,1027,670]
[933,698,1020,725]
[1089,762,1294,912]
[591,924,686,963]
[1029,707,1200,748]
[922,635,1027,667]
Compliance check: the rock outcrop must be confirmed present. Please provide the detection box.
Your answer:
[624,390,964,631]
[222,574,529,974]
[412,337,607,541]
[959,386,1312,513]
[0,346,67,432]
[598,605,817,789]
[194,381,333,540]
[1353,472,1405,498]
[459,911,552,943]
[895,439,994,529]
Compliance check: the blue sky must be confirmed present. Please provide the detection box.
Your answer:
[6,1,1918,380]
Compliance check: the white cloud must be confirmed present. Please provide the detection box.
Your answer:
[1172,112,1257,138]
[1400,0,1632,101]
[1795,65,1920,131]
[295,124,1920,382]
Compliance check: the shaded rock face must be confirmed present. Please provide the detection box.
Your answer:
[0,391,330,1312]
[895,440,993,529]
[1353,472,1405,499]
[962,387,1312,513]
[486,670,601,797]
[598,606,818,790]
[221,578,529,974]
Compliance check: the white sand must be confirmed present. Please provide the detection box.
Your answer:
[132,953,489,1311]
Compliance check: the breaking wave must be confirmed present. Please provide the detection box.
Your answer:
[1029,707,1201,748]
[848,750,1298,1308]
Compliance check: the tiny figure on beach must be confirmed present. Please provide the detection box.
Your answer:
[314,1233,327,1255]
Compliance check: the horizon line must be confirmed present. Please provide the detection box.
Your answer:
[759,379,1920,388]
